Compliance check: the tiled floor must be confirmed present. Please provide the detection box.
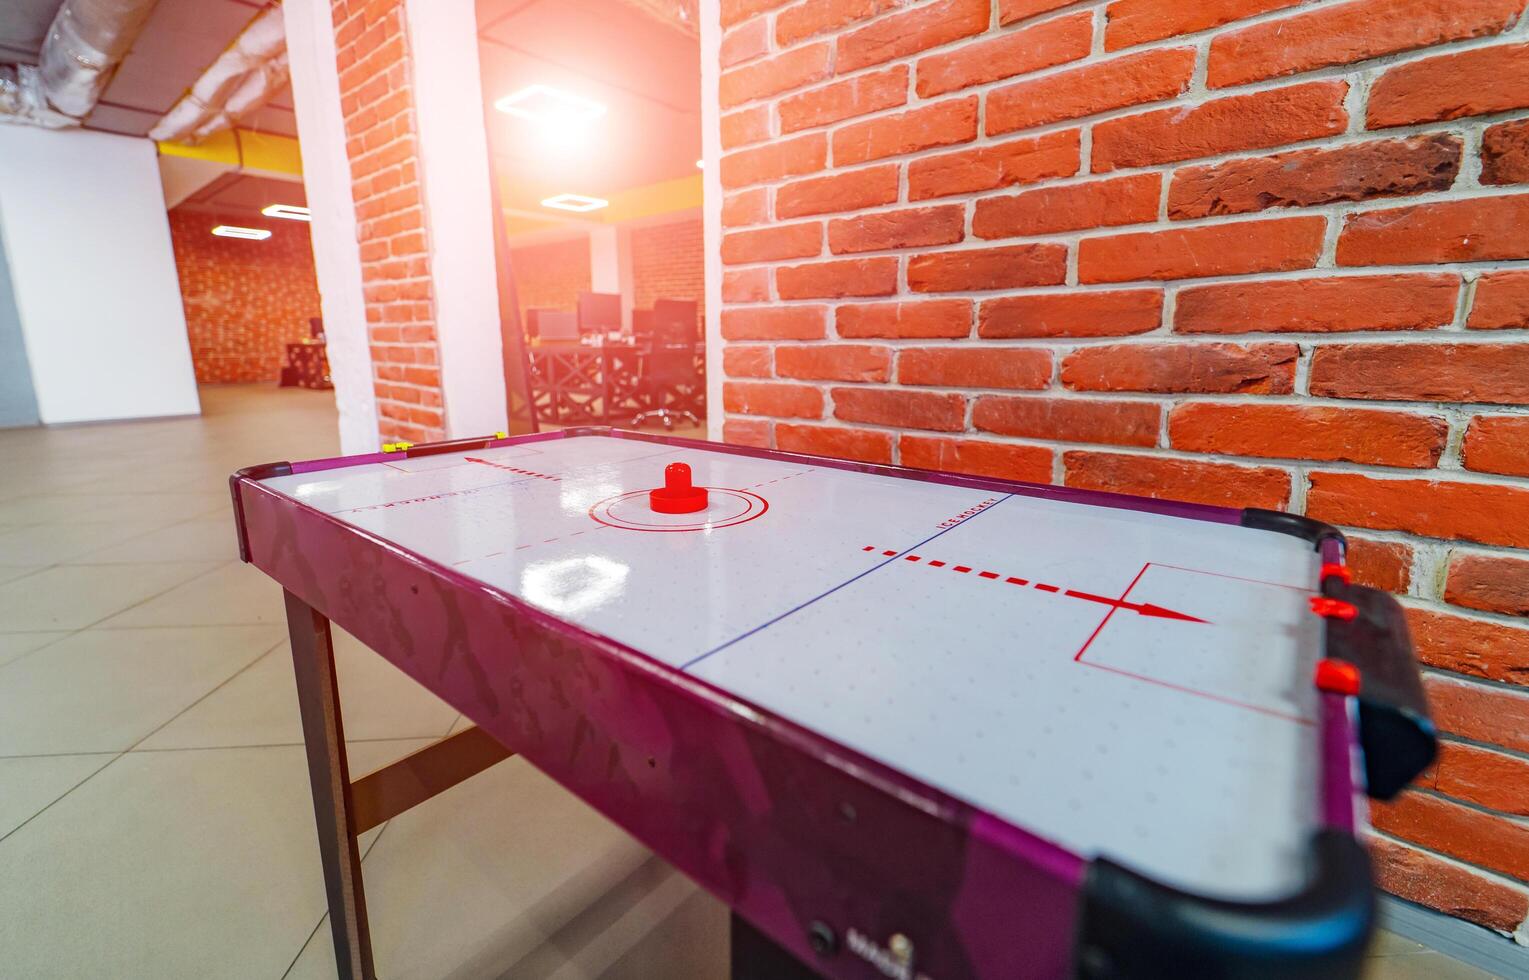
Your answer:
[0,386,1496,978]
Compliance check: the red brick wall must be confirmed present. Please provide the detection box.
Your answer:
[333,0,443,443]
[167,208,321,384]
[510,236,592,323]
[633,216,707,334]
[717,0,1529,936]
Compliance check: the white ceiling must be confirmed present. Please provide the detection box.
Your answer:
[14,0,698,220]
[0,0,60,64]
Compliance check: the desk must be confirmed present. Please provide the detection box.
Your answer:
[231,431,1435,979]
[528,340,703,425]
[280,341,332,390]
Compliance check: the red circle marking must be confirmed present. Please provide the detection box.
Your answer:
[608,488,755,527]
[589,488,769,532]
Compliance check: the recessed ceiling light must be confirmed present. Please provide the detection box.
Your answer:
[261,204,311,221]
[494,84,606,123]
[695,158,703,169]
[211,225,271,240]
[541,193,609,213]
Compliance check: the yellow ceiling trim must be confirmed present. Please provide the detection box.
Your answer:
[157,129,304,178]
[501,173,702,225]
[599,173,702,223]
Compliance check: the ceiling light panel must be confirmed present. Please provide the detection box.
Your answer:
[261,204,311,221]
[211,225,272,240]
[540,194,609,213]
[494,84,607,123]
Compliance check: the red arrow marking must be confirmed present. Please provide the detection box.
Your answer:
[866,545,1209,624]
[1063,589,1208,623]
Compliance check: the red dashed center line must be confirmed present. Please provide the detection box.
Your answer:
[748,469,813,489]
[465,457,561,481]
[863,545,1207,624]
[453,525,608,565]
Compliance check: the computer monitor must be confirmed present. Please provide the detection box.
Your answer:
[525,314,574,345]
[577,291,621,334]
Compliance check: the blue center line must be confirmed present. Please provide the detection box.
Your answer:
[678,493,1016,672]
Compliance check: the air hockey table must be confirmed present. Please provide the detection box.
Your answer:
[230,428,1436,980]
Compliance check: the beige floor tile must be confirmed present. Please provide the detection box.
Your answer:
[0,564,43,585]
[0,471,97,502]
[138,630,458,749]
[1361,949,1500,979]
[0,520,174,565]
[286,756,726,980]
[72,516,242,565]
[0,753,114,838]
[0,490,227,526]
[0,625,283,756]
[0,630,69,668]
[286,862,725,980]
[0,561,219,631]
[94,559,283,628]
[57,466,236,496]
[0,741,419,980]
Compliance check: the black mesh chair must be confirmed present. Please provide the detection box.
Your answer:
[652,298,698,339]
[631,309,656,346]
[631,311,701,430]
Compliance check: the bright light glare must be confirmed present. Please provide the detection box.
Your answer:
[695,158,703,169]
[494,84,606,123]
[541,193,609,213]
[211,225,271,240]
[261,204,311,221]
[522,555,628,616]
[535,113,596,151]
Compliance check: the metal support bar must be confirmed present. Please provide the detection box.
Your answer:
[283,590,518,979]
[284,589,375,980]
[350,725,514,834]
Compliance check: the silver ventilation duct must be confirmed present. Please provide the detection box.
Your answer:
[149,5,286,144]
[39,0,160,118]
[0,0,162,128]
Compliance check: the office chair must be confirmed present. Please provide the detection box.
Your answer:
[630,311,700,431]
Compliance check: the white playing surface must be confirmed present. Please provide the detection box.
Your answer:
[261,435,1323,900]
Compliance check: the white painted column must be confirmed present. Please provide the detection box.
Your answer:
[0,127,199,424]
[403,0,509,438]
[283,0,379,454]
[617,224,637,333]
[589,224,626,329]
[589,225,621,293]
[698,0,724,440]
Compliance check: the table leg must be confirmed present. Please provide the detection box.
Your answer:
[284,589,376,980]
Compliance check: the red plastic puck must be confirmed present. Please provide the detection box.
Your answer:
[1320,562,1352,584]
[649,462,709,514]
[1314,658,1362,696]
[1309,596,1358,621]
